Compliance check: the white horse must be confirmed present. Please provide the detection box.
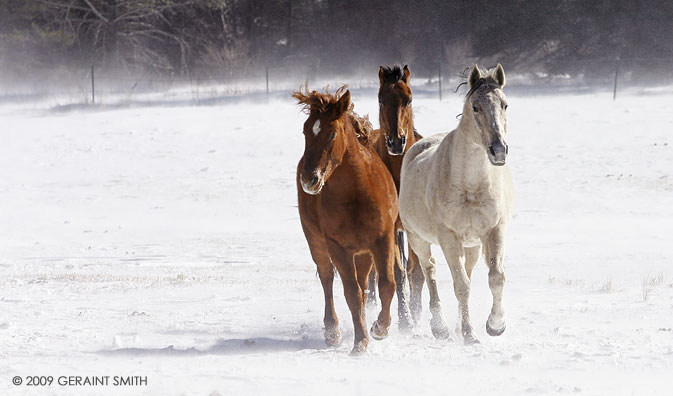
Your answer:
[398,64,513,344]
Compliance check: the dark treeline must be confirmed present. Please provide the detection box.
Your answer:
[1,0,673,83]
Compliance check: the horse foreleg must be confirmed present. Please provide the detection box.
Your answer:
[312,247,341,346]
[465,245,481,280]
[366,268,378,308]
[394,230,413,332]
[370,235,396,341]
[327,242,368,355]
[484,226,506,336]
[407,246,425,326]
[408,233,450,340]
[439,233,478,344]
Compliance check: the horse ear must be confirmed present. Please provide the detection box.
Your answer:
[378,66,385,84]
[402,65,411,84]
[469,64,482,88]
[336,90,351,116]
[492,63,506,87]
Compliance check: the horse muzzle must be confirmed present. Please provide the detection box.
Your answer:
[487,141,508,166]
[301,171,325,195]
[385,135,407,156]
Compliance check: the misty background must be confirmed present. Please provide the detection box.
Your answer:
[1,0,673,100]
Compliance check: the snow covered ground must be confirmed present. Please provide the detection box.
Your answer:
[1,86,672,395]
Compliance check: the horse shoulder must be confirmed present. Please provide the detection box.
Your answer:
[365,149,397,206]
[499,167,515,222]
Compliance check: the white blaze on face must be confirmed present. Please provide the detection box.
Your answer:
[312,119,321,136]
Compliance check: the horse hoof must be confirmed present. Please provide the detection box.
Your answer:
[410,310,421,327]
[324,327,342,346]
[486,321,506,337]
[370,321,389,340]
[350,340,369,356]
[398,316,414,334]
[431,325,452,341]
[463,333,481,345]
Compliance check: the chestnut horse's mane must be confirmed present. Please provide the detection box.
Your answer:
[350,111,373,146]
[292,84,373,146]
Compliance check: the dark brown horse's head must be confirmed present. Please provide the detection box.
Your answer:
[293,85,352,195]
[378,65,413,155]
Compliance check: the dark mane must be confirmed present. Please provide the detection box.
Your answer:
[466,76,499,98]
[380,65,403,84]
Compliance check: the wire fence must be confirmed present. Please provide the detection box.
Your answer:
[2,57,673,109]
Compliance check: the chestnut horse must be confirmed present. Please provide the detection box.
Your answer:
[367,65,425,329]
[294,85,399,355]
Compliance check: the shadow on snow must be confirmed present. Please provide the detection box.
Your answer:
[99,336,329,356]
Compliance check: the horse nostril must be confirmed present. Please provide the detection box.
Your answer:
[489,145,496,157]
[311,176,319,186]
[505,144,509,154]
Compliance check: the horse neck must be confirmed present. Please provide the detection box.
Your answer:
[341,116,370,172]
[446,114,492,191]
[405,107,416,145]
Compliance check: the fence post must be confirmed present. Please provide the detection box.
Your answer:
[91,64,95,105]
[437,62,442,101]
[613,57,620,101]
[265,66,269,101]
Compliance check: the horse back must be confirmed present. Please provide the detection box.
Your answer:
[401,131,448,173]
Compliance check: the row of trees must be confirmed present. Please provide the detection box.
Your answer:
[1,0,673,82]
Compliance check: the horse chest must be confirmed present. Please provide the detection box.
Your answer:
[443,189,500,241]
[318,174,392,241]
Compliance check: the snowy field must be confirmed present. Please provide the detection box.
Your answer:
[1,86,672,395]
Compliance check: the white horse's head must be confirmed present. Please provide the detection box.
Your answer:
[465,64,508,166]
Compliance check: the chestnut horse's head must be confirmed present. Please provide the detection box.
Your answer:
[378,65,413,155]
[465,64,509,166]
[293,85,352,195]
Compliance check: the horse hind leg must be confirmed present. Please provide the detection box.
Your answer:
[354,253,374,324]
[408,233,451,340]
[395,230,413,332]
[370,235,397,341]
[407,245,425,326]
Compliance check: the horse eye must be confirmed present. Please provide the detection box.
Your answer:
[405,99,412,106]
[330,132,336,140]
[472,105,479,113]
[378,100,383,107]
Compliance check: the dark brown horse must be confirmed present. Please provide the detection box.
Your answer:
[294,85,399,355]
[368,65,425,329]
